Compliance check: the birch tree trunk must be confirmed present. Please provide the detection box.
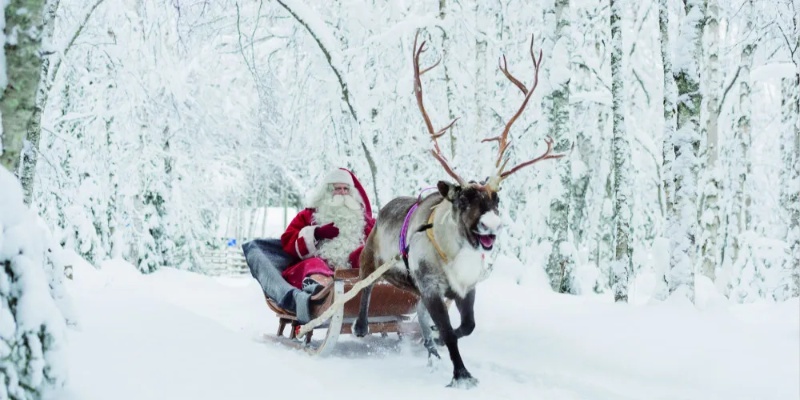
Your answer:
[654,0,677,301]
[610,0,633,302]
[569,2,601,273]
[698,0,721,281]
[0,0,48,173]
[473,1,489,146]
[659,0,676,222]
[724,0,755,289]
[107,119,120,258]
[438,0,458,158]
[781,11,800,297]
[17,0,57,204]
[667,0,705,303]
[544,0,575,293]
[789,78,800,297]
[784,73,800,298]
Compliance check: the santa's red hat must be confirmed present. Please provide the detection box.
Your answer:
[322,169,355,187]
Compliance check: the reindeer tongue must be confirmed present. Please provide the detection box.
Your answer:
[479,234,495,249]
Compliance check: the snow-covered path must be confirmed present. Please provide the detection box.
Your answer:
[59,259,799,400]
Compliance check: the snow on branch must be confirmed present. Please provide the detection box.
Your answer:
[275,0,358,122]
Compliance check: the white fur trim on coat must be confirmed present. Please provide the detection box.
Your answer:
[296,225,318,259]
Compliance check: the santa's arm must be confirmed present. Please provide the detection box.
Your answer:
[281,209,319,259]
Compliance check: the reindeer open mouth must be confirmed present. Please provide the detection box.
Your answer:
[470,214,502,251]
[475,233,496,251]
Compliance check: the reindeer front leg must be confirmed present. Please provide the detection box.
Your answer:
[453,288,476,339]
[419,275,478,388]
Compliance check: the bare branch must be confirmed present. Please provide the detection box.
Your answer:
[718,66,741,114]
[47,0,106,91]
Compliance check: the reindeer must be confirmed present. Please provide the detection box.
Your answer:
[353,31,564,388]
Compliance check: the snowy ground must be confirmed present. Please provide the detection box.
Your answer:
[57,256,798,400]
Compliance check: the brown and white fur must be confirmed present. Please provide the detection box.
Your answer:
[354,180,501,388]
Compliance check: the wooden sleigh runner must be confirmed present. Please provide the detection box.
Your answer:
[263,267,420,356]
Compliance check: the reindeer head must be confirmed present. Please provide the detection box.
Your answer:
[412,31,564,251]
[437,180,501,251]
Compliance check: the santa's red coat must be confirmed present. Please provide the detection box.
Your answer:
[280,207,375,288]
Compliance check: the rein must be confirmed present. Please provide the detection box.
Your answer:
[425,211,449,263]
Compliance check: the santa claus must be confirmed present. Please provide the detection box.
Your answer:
[280,168,375,290]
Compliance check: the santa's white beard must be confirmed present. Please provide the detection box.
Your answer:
[313,194,365,269]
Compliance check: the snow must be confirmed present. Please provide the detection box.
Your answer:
[750,62,797,82]
[672,0,704,77]
[1,169,69,399]
[215,206,297,240]
[2,0,798,398]
[56,258,799,400]
[571,90,612,106]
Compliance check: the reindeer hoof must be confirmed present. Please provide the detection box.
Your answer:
[447,374,478,389]
[426,346,441,360]
[423,337,441,360]
[352,319,369,337]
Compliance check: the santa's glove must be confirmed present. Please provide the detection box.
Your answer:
[314,222,339,240]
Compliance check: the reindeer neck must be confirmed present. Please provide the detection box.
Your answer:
[426,210,449,263]
[428,201,461,263]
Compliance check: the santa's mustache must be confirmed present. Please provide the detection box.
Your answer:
[328,194,361,211]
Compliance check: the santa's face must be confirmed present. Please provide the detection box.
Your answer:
[315,182,367,269]
[331,183,350,195]
[327,183,361,211]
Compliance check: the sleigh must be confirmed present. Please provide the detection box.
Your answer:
[263,268,420,355]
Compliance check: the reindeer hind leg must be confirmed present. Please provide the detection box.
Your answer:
[353,237,378,337]
[416,301,441,360]
[352,284,373,337]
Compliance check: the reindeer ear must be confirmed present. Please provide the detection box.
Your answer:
[437,180,458,201]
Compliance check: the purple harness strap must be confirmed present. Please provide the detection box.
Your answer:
[399,187,438,257]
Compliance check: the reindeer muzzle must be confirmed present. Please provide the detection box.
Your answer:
[476,233,496,250]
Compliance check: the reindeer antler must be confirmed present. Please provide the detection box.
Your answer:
[483,35,564,191]
[413,30,466,186]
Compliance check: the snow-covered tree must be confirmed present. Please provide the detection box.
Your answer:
[543,0,575,293]
[666,0,705,302]
[721,0,756,296]
[0,171,68,400]
[652,0,678,302]
[697,0,722,281]
[6,0,793,304]
[776,1,800,297]
[1,1,68,398]
[610,0,633,302]
[567,1,613,294]
[659,0,676,220]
